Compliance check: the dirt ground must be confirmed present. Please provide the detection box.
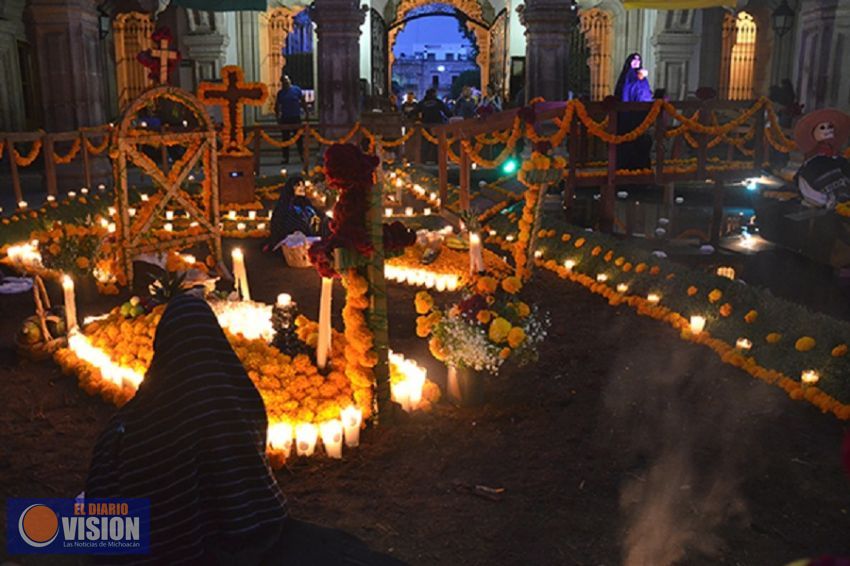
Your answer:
[1,238,849,565]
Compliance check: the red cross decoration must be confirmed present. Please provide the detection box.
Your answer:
[197,66,268,155]
[137,28,181,85]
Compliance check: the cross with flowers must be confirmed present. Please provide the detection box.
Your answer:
[197,66,268,155]
[151,38,178,84]
[137,28,181,85]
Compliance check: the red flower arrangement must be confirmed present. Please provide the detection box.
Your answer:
[309,143,414,278]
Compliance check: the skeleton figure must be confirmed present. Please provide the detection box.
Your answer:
[793,110,850,209]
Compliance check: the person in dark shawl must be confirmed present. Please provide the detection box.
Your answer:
[86,294,405,565]
[263,176,327,252]
[613,53,653,171]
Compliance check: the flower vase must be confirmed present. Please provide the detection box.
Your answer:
[446,365,485,407]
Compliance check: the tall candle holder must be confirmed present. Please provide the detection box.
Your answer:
[272,293,307,355]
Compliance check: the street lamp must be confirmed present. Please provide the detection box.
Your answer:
[772,0,795,37]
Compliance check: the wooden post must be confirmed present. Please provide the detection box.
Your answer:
[160,126,169,174]
[696,102,710,180]
[438,128,448,207]
[43,134,58,197]
[366,173,390,423]
[81,132,92,190]
[459,143,471,211]
[753,105,766,167]
[6,138,23,205]
[710,180,725,245]
[654,104,666,184]
[252,128,261,175]
[412,124,422,165]
[601,108,617,233]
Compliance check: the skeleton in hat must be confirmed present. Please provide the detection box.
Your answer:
[793,108,850,209]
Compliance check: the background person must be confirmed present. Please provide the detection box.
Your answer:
[275,74,306,164]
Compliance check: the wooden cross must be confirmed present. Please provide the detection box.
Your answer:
[150,38,178,84]
[197,66,268,154]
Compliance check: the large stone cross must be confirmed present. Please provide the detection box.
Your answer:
[150,38,178,85]
[197,66,268,154]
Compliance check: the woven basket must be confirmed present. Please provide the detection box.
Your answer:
[282,242,313,268]
[16,335,65,362]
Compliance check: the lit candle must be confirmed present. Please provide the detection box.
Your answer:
[188,174,195,181]
[182,254,196,265]
[341,406,362,447]
[736,337,752,351]
[228,210,237,220]
[163,223,173,232]
[67,191,76,198]
[107,206,116,216]
[128,207,137,217]
[97,183,106,190]
[405,206,414,217]
[277,293,292,307]
[689,315,706,334]
[596,273,608,283]
[317,277,333,369]
[564,259,576,270]
[248,210,257,220]
[385,207,393,217]
[320,420,344,459]
[18,200,27,209]
[424,274,436,289]
[62,275,78,331]
[165,210,174,220]
[424,207,432,216]
[81,188,89,195]
[435,276,447,292]
[231,248,251,301]
[801,369,819,386]
[237,222,246,231]
[393,380,411,412]
[407,364,426,410]
[280,167,287,176]
[295,423,318,456]
[257,222,267,231]
[616,283,629,293]
[647,293,661,304]
[506,234,515,242]
[140,193,149,202]
[47,195,55,202]
[107,223,116,234]
[268,422,293,457]
[469,232,484,274]
[446,276,459,292]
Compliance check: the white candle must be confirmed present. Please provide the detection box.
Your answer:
[405,206,414,217]
[248,210,257,220]
[228,210,237,220]
[424,207,432,216]
[257,222,267,231]
[446,276,459,292]
[107,223,116,234]
[237,222,246,232]
[320,420,344,459]
[277,293,292,307]
[231,248,251,301]
[317,277,333,369]
[18,200,28,209]
[689,315,706,334]
[62,275,78,331]
[163,222,173,232]
[68,191,76,198]
[165,210,174,220]
[107,206,116,216]
[435,276,447,292]
[393,380,411,412]
[469,232,484,274]
[128,207,137,217]
[280,168,287,176]
[80,187,89,195]
[47,195,56,202]
[564,259,576,270]
[385,207,393,217]
[736,337,752,351]
[647,293,661,304]
[295,423,318,456]
[801,369,819,386]
[182,254,196,265]
[616,283,629,293]
[268,422,293,457]
[596,273,608,283]
[341,406,362,447]
[140,193,149,202]
[407,365,426,410]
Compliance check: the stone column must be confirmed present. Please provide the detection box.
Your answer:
[651,10,700,100]
[311,0,365,136]
[517,0,576,103]
[25,0,107,131]
[0,0,27,131]
[183,11,230,86]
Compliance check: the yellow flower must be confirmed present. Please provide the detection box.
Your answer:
[477,276,498,295]
[687,286,698,296]
[75,257,90,269]
[516,302,530,317]
[794,336,816,352]
[429,337,447,361]
[622,262,633,272]
[614,256,625,266]
[499,347,511,360]
[574,238,586,248]
[603,251,614,262]
[414,291,434,315]
[708,289,722,303]
[488,317,511,343]
[591,246,602,256]
[635,263,647,274]
[766,332,782,344]
[477,310,492,324]
[719,303,732,317]
[501,276,522,294]
[48,244,61,256]
[507,327,526,348]
[744,310,758,324]
[561,234,572,242]
[831,344,848,357]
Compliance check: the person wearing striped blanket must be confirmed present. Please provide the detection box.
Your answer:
[85,294,404,565]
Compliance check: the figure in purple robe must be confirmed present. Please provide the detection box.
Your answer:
[614,53,653,171]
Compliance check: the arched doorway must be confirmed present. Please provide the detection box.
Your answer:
[390,4,482,104]
[113,12,154,109]
[719,11,757,100]
[258,7,315,115]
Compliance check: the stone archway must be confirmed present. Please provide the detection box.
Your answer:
[388,0,492,94]
[258,7,298,114]
[719,11,757,100]
[114,12,154,109]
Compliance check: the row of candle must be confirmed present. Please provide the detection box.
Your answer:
[267,406,363,459]
[388,350,428,413]
[384,206,432,217]
[384,265,460,292]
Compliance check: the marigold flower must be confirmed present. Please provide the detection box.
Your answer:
[622,262,633,272]
[687,286,698,296]
[719,303,732,317]
[744,310,758,324]
[832,344,848,357]
[795,336,816,352]
[574,238,586,248]
[499,347,511,360]
[708,289,722,303]
[766,332,782,344]
[604,251,614,262]
[488,317,511,343]
[635,263,647,273]
[75,257,90,269]
[477,276,498,295]
[507,327,526,348]
[561,234,572,242]
[414,291,434,314]
[591,246,602,256]
[516,302,531,317]
[477,310,492,324]
[501,276,522,294]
